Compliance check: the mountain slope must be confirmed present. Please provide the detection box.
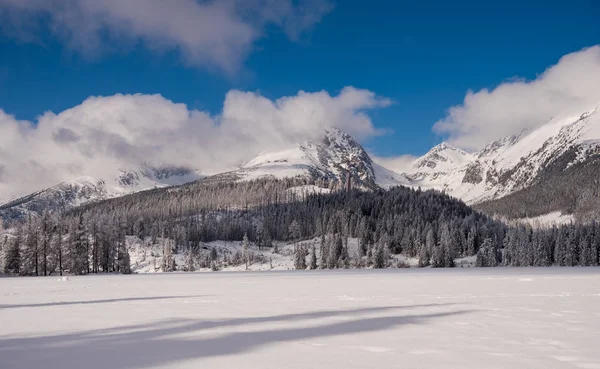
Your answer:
[0,166,203,219]
[404,106,600,220]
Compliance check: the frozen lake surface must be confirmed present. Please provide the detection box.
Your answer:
[1,268,600,369]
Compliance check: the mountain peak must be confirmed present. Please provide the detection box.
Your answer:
[410,142,473,173]
[210,128,406,190]
[321,127,360,148]
[430,142,455,151]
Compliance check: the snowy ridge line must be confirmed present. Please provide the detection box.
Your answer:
[403,105,600,205]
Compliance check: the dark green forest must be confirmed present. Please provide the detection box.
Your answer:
[2,179,599,276]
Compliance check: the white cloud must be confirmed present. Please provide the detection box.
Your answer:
[371,154,417,174]
[0,87,388,200]
[434,45,600,151]
[0,0,333,73]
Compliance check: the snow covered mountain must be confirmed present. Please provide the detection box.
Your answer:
[0,166,203,219]
[0,128,407,219]
[405,143,474,188]
[3,108,598,222]
[207,128,409,190]
[404,106,600,217]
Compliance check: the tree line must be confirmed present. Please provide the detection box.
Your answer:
[1,179,599,275]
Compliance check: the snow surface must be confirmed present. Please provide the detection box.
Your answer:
[286,185,332,198]
[237,146,316,181]
[515,211,575,228]
[372,162,410,190]
[1,268,599,369]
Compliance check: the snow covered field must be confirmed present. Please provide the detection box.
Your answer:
[1,269,600,369]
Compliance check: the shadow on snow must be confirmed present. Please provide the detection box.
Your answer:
[0,295,212,309]
[0,303,474,369]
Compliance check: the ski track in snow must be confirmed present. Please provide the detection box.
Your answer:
[1,268,599,369]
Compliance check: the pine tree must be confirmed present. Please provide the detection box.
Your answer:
[554,228,567,266]
[309,244,318,270]
[338,242,350,269]
[476,238,497,267]
[3,226,22,274]
[417,242,429,267]
[56,224,64,276]
[564,230,578,267]
[373,244,385,269]
[255,223,264,250]
[38,212,49,276]
[242,232,250,270]
[23,216,39,276]
[71,215,89,275]
[319,234,328,269]
[579,230,593,266]
[328,234,343,269]
[117,245,131,274]
[288,219,301,244]
[294,245,307,270]
[210,247,218,263]
[162,238,174,272]
[432,224,452,268]
[426,229,436,258]
[466,226,477,256]
[184,245,197,272]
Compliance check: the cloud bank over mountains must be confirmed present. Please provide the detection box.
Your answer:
[0,0,333,73]
[0,87,389,200]
[434,46,600,151]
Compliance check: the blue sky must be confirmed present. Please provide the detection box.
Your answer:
[0,0,599,158]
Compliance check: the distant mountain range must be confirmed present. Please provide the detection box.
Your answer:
[403,106,600,221]
[1,106,599,222]
[0,166,203,219]
[404,107,600,204]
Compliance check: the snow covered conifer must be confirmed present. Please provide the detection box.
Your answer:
[162,238,174,272]
[3,226,22,275]
[565,230,578,267]
[319,234,327,269]
[373,244,385,269]
[310,244,318,269]
[255,223,264,250]
[294,245,307,270]
[554,228,567,266]
[117,246,131,274]
[288,219,301,244]
[476,238,497,267]
[418,242,430,267]
[210,247,218,262]
[242,232,250,270]
[70,215,89,275]
[466,226,477,256]
[184,245,197,272]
